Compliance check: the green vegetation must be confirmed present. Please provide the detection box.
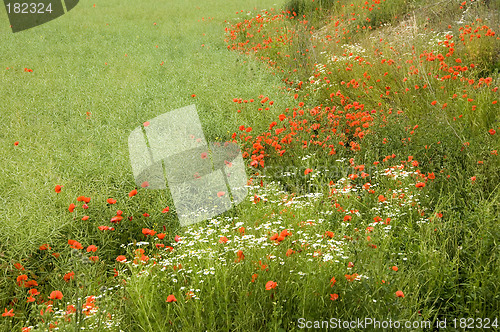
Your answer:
[0,0,498,330]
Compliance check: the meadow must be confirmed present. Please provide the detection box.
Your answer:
[0,0,499,330]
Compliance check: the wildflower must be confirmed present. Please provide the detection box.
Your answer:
[265,281,277,290]
[285,248,295,257]
[68,239,83,250]
[54,185,62,193]
[427,172,435,180]
[13,263,24,270]
[162,206,170,213]
[395,290,404,298]
[235,250,245,262]
[157,233,166,240]
[129,189,138,197]
[166,295,177,302]
[392,266,398,272]
[68,203,76,212]
[219,236,229,244]
[89,256,99,262]
[2,308,14,317]
[471,176,476,182]
[304,168,313,175]
[116,255,127,262]
[251,274,258,282]
[64,271,75,282]
[86,245,98,253]
[217,191,225,197]
[415,182,426,188]
[16,275,28,287]
[330,277,336,287]
[107,198,117,204]
[489,129,496,135]
[49,290,63,300]
[330,294,339,301]
[174,235,181,242]
[14,141,19,146]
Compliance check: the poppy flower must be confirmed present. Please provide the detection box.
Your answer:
[162,206,170,213]
[330,276,336,287]
[110,216,123,223]
[489,129,496,135]
[14,141,19,146]
[141,181,149,188]
[415,182,426,188]
[251,274,258,282]
[330,294,339,301]
[54,185,62,193]
[304,168,313,175]
[63,271,75,282]
[107,198,117,204]
[2,308,14,317]
[116,255,127,262]
[395,290,404,298]
[174,235,181,242]
[13,263,24,270]
[86,245,98,252]
[166,294,177,302]
[219,236,229,244]
[68,203,76,212]
[82,215,90,221]
[265,280,277,290]
[89,256,99,262]
[16,274,28,287]
[157,233,166,240]
[217,191,225,197]
[392,266,398,272]
[143,121,150,127]
[49,290,63,300]
[201,152,208,159]
[129,189,138,197]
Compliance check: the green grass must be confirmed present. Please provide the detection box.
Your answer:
[1,0,499,331]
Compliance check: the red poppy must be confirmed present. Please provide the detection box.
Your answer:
[157,233,166,240]
[86,245,98,252]
[2,308,14,317]
[265,280,277,290]
[489,129,496,135]
[219,236,229,244]
[162,206,170,213]
[415,182,426,188]
[68,203,76,212]
[116,255,127,262]
[330,293,339,301]
[395,290,404,298]
[14,141,19,146]
[89,256,99,262]
[64,271,75,282]
[129,189,138,197]
[166,294,177,302]
[217,191,225,197]
[49,290,63,300]
[107,198,117,204]
[54,185,62,193]
[330,276,336,287]
[13,263,24,270]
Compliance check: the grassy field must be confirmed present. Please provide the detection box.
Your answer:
[1,0,499,331]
